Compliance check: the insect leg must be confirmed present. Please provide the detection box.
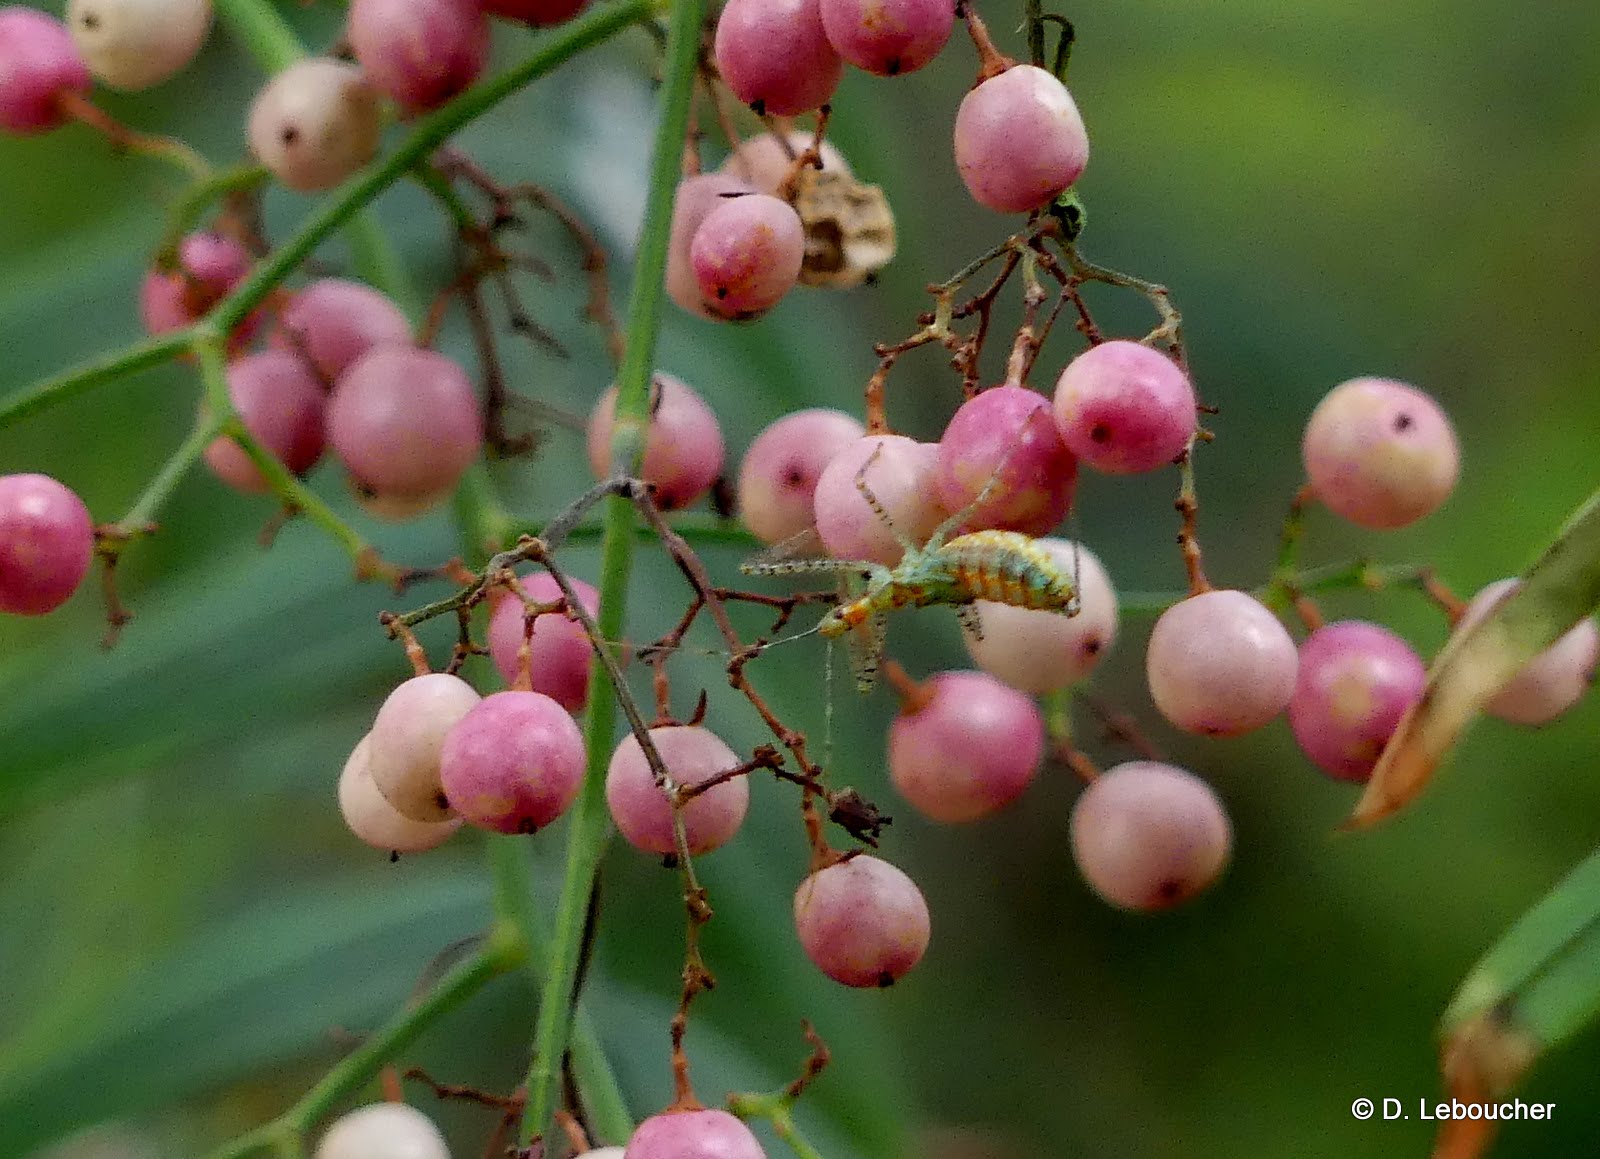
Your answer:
[849,609,888,693]
[854,442,919,554]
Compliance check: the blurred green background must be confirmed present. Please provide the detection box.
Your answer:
[3,1,1599,1157]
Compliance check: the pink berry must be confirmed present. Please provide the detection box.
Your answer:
[327,346,483,502]
[486,571,600,711]
[737,408,864,545]
[665,173,756,320]
[316,1103,450,1159]
[66,0,212,92]
[346,0,489,116]
[1457,579,1599,726]
[689,193,806,320]
[818,0,953,76]
[1288,621,1426,783]
[586,374,724,511]
[1145,590,1298,736]
[337,734,462,854]
[204,351,327,492]
[140,231,255,341]
[368,673,481,822]
[714,0,843,116]
[953,65,1088,214]
[274,278,413,384]
[793,854,930,987]
[1070,761,1232,911]
[812,434,947,566]
[1052,341,1197,475]
[480,0,589,25]
[963,538,1117,693]
[936,385,1077,535]
[605,725,749,856]
[247,58,381,193]
[720,131,851,194]
[1302,377,1460,530]
[624,1110,766,1159]
[0,8,91,135]
[0,473,94,616]
[889,671,1043,823]
[438,691,586,834]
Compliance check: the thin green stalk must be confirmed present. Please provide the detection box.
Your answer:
[158,164,272,262]
[0,330,193,431]
[115,413,227,532]
[519,0,704,1146]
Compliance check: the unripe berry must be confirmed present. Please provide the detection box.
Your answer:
[581,1151,626,1159]
[1052,341,1197,475]
[0,8,92,135]
[963,538,1117,694]
[0,473,94,616]
[1301,377,1460,530]
[605,725,749,855]
[738,407,864,545]
[818,0,954,77]
[486,572,600,711]
[275,278,414,384]
[346,0,489,116]
[625,1109,765,1159]
[1145,590,1298,736]
[888,671,1043,823]
[1070,761,1232,911]
[954,65,1088,214]
[713,0,843,117]
[368,673,480,822]
[315,1103,450,1159]
[438,691,586,833]
[247,59,381,193]
[1457,579,1599,726]
[1288,620,1425,782]
[327,346,483,503]
[337,734,461,854]
[936,385,1077,535]
[66,0,212,91]
[665,173,756,320]
[586,374,724,511]
[689,192,806,320]
[481,0,589,25]
[812,434,947,566]
[793,854,930,987]
[720,131,851,194]
[140,232,254,340]
[204,351,327,493]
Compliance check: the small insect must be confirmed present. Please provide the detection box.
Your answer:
[742,445,1080,691]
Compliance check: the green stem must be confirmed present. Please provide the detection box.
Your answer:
[115,413,226,532]
[158,164,273,263]
[519,0,702,1146]
[212,0,306,71]
[0,330,193,431]
[728,1093,826,1159]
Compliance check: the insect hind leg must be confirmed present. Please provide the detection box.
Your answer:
[854,441,919,554]
[924,407,1050,548]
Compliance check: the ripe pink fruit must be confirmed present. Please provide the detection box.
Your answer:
[486,571,600,711]
[793,854,930,987]
[0,473,95,616]
[1302,376,1460,530]
[140,232,256,343]
[954,64,1088,213]
[1052,341,1197,474]
[1145,590,1298,736]
[664,173,756,320]
[247,58,381,193]
[713,0,843,116]
[936,385,1077,535]
[315,1103,450,1159]
[888,670,1043,822]
[1457,579,1599,726]
[605,725,749,855]
[438,691,586,834]
[368,673,480,822]
[689,193,806,320]
[586,374,724,511]
[624,1109,766,1159]
[66,0,212,91]
[818,0,954,76]
[337,735,462,854]
[327,346,483,503]
[204,351,327,492]
[720,131,851,194]
[481,0,589,25]
[1070,761,1232,911]
[812,434,948,566]
[737,407,864,545]
[963,538,1118,693]
[0,8,92,135]
[274,278,413,384]
[346,0,489,116]
[1288,620,1425,782]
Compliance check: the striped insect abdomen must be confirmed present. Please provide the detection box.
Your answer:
[938,531,1077,612]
